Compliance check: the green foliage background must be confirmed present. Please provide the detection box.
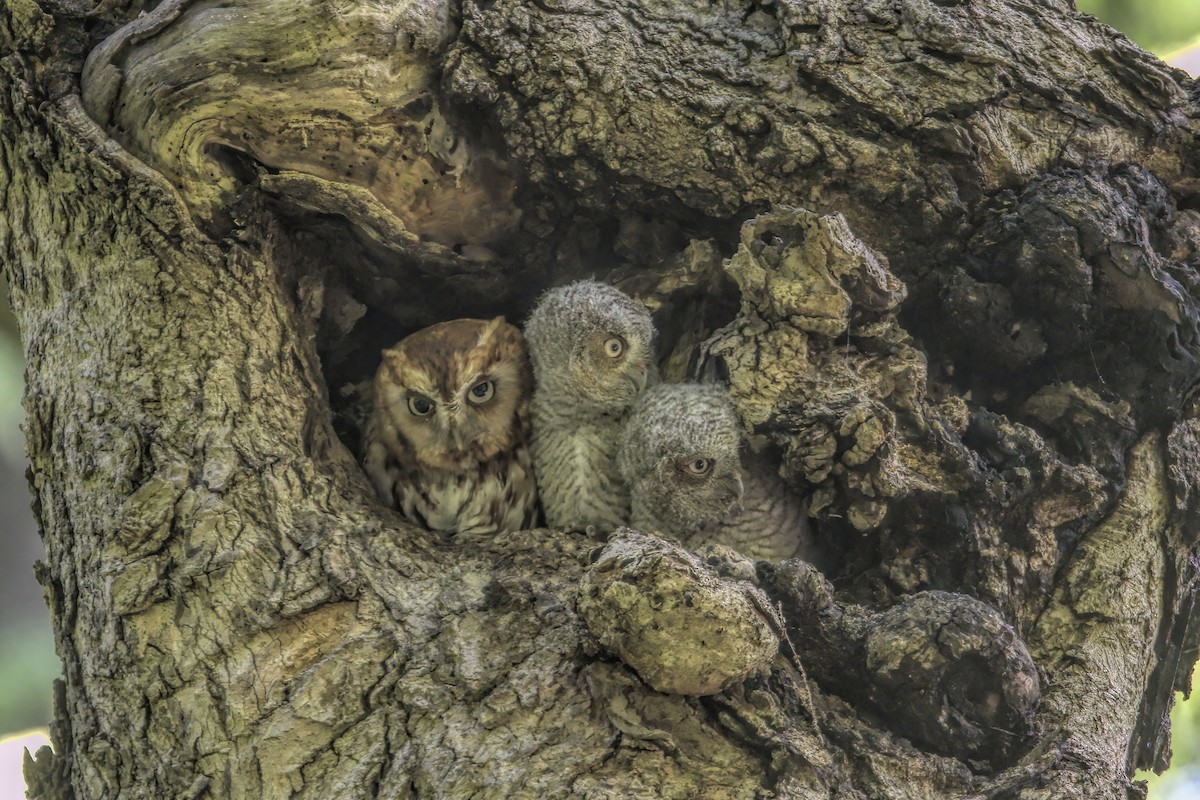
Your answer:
[1078,0,1200,55]
[0,276,56,738]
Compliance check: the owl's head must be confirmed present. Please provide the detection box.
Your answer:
[524,280,656,414]
[373,317,532,470]
[619,383,745,533]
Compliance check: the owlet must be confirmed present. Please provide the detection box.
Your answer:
[363,317,539,535]
[618,383,820,563]
[524,280,657,530]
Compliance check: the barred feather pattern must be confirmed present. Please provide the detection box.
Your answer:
[687,453,818,563]
[531,399,630,530]
[621,383,821,563]
[523,280,658,532]
[364,417,538,535]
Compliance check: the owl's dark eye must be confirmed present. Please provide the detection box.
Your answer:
[603,336,627,359]
[467,380,495,405]
[682,457,714,476]
[407,395,435,416]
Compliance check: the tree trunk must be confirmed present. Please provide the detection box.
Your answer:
[6,0,1200,797]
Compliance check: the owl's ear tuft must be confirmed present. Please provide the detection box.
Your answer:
[477,315,508,346]
[380,347,409,373]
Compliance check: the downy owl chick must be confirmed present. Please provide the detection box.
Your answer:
[524,280,656,530]
[363,317,538,535]
[619,383,820,563]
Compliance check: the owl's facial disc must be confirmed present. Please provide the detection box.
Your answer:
[568,330,649,408]
[658,453,743,527]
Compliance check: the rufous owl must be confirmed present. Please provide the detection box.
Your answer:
[363,317,538,535]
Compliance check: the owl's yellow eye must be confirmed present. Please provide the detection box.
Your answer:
[603,336,626,359]
[467,380,495,405]
[682,457,714,476]
[407,395,435,417]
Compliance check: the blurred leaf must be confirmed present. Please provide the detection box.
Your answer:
[1077,0,1200,55]
[0,272,16,340]
[0,620,55,736]
[0,274,23,457]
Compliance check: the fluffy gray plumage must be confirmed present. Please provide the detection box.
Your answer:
[619,383,820,562]
[525,280,657,530]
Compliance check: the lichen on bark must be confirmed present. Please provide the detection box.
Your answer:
[577,530,781,697]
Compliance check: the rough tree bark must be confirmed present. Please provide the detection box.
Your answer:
[5,0,1200,797]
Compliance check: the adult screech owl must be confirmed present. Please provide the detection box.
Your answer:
[618,383,821,563]
[362,317,539,535]
[524,280,656,530]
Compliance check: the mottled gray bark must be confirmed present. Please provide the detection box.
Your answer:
[5,0,1200,797]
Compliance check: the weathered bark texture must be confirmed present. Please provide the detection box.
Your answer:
[5,0,1200,797]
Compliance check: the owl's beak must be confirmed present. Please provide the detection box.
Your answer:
[625,366,649,394]
[728,474,745,510]
[445,411,467,455]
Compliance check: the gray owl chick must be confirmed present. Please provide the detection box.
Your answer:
[525,280,657,530]
[619,383,820,563]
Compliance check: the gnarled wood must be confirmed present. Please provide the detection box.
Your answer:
[5,0,1200,797]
